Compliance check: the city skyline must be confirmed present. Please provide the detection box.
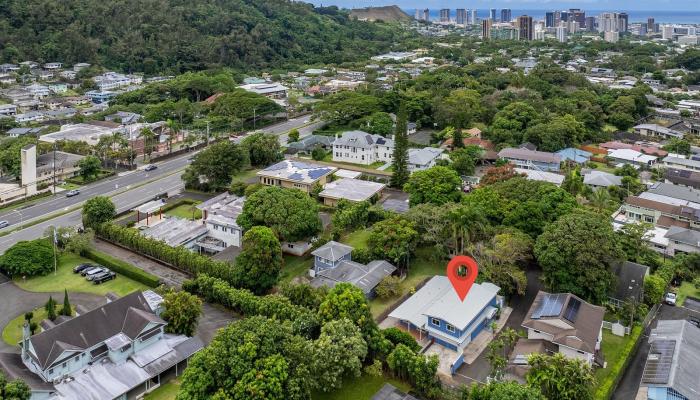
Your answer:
[308,0,700,12]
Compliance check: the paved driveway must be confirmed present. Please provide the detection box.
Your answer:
[612,304,700,400]
[0,278,106,352]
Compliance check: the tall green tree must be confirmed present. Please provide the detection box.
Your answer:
[162,290,202,336]
[242,133,282,167]
[313,319,368,391]
[233,226,283,294]
[182,141,249,191]
[526,353,595,400]
[535,210,624,303]
[367,217,419,267]
[45,296,57,321]
[0,239,54,277]
[77,155,102,182]
[404,166,462,206]
[390,108,409,188]
[82,196,116,229]
[61,289,72,316]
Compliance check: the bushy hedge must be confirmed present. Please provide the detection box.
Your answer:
[183,274,320,337]
[594,325,643,400]
[95,223,236,284]
[83,249,160,287]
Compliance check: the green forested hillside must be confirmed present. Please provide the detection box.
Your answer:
[0,0,407,73]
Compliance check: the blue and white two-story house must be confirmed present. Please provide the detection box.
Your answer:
[388,276,502,373]
[310,241,354,275]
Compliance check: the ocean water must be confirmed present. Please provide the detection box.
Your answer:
[405,9,700,24]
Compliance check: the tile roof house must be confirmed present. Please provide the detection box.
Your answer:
[257,160,337,193]
[0,291,203,400]
[497,147,562,172]
[332,130,394,166]
[521,291,605,366]
[310,241,395,297]
[641,320,700,400]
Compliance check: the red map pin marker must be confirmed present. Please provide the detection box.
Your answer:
[446,255,479,302]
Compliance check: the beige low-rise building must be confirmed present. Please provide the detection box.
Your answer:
[257,160,336,193]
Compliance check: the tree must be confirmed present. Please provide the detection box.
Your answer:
[287,129,300,143]
[526,353,595,400]
[486,328,519,380]
[404,166,462,206]
[450,145,481,176]
[386,344,441,397]
[233,226,283,294]
[65,228,95,256]
[663,138,691,156]
[314,92,381,126]
[452,127,464,148]
[390,108,410,188]
[466,381,545,400]
[480,164,523,186]
[588,188,613,212]
[362,112,394,137]
[77,155,101,182]
[643,274,666,306]
[45,296,57,321]
[318,283,376,337]
[0,371,31,400]
[535,210,624,303]
[237,186,322,243]
[242,133,282,167]
[311,147,326,161]
[382,327,421,352]
[469,232,532,296]
[523,114,586,152]
[162,290,203,336]
[434,89,483,129]
[279,283,327,310]
[182,141,249,191]
[375,275,401,299]
[561,168,584,196]
[139,127,157,161]
[0,239,54,277]
[177,316,314,400]
[367,217,419,267]
[61,289,72,316]
[313,318,368,391]
[82,196,116,229]
[488,102,541,146]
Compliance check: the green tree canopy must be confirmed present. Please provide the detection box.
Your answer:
[526,353,595,400]
[237,186,321,243]
[0,239,54,277]
[233,226,283,294]
[81,196,116,229]
[77,155,102,182]
[434,89,483,129]
[241,133,282,167]
[404,166,462,206]
[367,217,419,267]
[162,290,203,337]
[182,141,249,191]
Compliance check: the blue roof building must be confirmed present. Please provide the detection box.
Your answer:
[556,148,592,164]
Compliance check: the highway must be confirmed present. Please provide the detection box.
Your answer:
[0,116,317,254]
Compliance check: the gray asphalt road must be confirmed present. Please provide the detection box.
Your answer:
[0,152,193,229]
[259,117,326,145]
[0,172,184,254]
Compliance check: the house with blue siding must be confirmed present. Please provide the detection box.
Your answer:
[311,241,353,274]
[497,147,561,172]
[387,276,502,373]
[641,319,700,400]
[0,291,203,400]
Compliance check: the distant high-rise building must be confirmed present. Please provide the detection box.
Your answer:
[490,9,497,21]
[501,9,512,22]
[534,24,546,40]
[647,17,655,33]
[470,9,477,25]
[569,9,586,27]
[517,15,534,40]
[598,12,619,33]
[545,12,555,28]
[585,16,597,32]
[639,24,648,36]
[567,20,580,34]
[560,11,570,22]
[492,25,518,39]
[440,9,450,23]
[618,13,629,33]
[556,26,568,42]
[456,9,467,25]
[482,18,493,39]
[414,9,429,21]
[604,30,620,43]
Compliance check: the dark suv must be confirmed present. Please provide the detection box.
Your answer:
[93,271,116,284]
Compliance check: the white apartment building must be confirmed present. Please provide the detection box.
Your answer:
[332,130,394,166]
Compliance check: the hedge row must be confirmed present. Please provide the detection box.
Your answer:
[83,248,161,288]
[183,274,319,336]
[95,223,236,284]
[594,325,643,400]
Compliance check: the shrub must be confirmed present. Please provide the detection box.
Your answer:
[0,239,54,277]
[383,327,421,352]
[594,325,643,400]
[375,275,401,299]
[83,248,160,287]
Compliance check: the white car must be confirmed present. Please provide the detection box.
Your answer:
[665,292,677,306]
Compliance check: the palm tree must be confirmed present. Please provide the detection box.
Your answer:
[165,119,178,154]
[589,188,612,213]
[139,127,157,162]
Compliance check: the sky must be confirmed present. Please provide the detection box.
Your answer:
[307,0,699,12]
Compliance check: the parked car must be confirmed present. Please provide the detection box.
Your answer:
[66,189,80,197]
[73,263,95,273]
[665,292,677,306]
[144,164,157,171]
[688,316,700,328]
[93,271,116,284]
[0,221,9,229]
[83,267,106,279]
[80,266,101,276]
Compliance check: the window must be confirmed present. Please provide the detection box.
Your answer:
[534,330,541,333]
[644,216,654,223]
[446,324,456,333]
[577,350,585,354]
[430,318,441,327]
[74,355,79,362]
[62,362,66,368]
[49,368,53,374]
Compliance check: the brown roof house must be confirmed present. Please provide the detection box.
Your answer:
[520,291,605,366]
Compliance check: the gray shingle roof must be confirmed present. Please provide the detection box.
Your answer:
[611,261,649,302]
[333,130,394,149]
[664,226,700,246]
[498,147,561,164]
[311,259,396,295]
[319,178,385,202]
[311,241,353,262]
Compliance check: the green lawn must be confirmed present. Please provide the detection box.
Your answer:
[341,229,372,249]
[58,182,81,191]
[2,307,49,346]
[67,169,114,185]
[676,281,700,306]
[14,252,148,296]
[594,326,643,399]
[369,247,444,318]
[280,254,312,283]
[144,379,181,400]
[165,202,202,220]
[589,161,617,174]
[232,168,261,184]
[312,374,411,400]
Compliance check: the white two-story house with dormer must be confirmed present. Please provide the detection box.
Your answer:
[332,130,394,166]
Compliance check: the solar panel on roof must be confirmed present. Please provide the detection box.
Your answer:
[288,172,303,181]
[563,297,581,322]
[376,138,386,145]
[308,168,331,179]
[641,340,676,385]
[532,293,565,319]
[265,161,287,171]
